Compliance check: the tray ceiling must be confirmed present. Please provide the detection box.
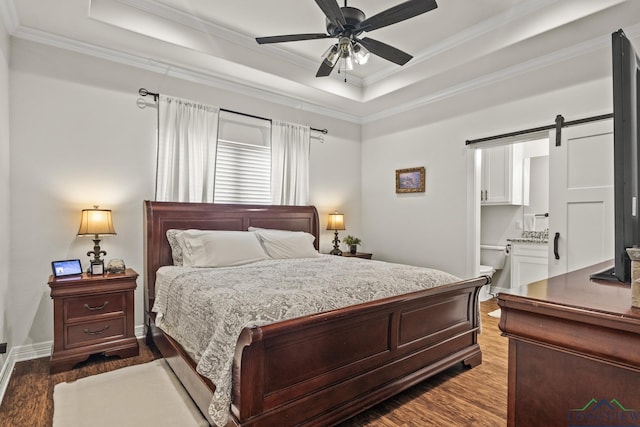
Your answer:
[5,0,640,122]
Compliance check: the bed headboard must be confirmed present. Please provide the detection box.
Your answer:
[143,201,320,313]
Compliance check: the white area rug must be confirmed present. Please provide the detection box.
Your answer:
[488,308,501,318]
[53,359,208,427]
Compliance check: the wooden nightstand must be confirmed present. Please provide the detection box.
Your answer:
[341,252,373,259]
[48,268,139,373]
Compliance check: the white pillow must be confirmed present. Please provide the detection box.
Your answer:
[166,229,185,266]
[249,227,320,259]
[179,230,268,267]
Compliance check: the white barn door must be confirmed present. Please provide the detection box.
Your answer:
[548,120,614,278]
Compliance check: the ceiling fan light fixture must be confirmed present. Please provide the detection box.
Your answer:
[256,0,438,78]
[353,43,370,65]
[322,44,339,66]
[342,56,354,71]
[338,37,352,57]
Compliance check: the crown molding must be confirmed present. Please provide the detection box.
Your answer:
[363,0,559,86]
[10,9,640,126]
[116,0,364,89]
[362,23,640,124]
[0,0,18,34]
[11,25,362,124]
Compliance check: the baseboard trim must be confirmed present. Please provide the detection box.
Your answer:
[0,325,145,406]
[0,340,52,406]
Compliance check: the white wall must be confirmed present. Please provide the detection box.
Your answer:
[361,118,470,275]
[481,205,523,246]
[362,78,612,279]
[0,9,10,366]
[8,39,361,349]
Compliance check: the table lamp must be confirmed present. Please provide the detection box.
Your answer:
[327,212,345,255]
[77,206,116,274]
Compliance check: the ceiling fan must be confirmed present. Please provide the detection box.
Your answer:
[255,0,438,78]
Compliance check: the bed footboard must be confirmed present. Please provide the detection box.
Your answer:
[229,276,487,427]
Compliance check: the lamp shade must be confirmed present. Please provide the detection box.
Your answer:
[326,212,345,231]
[77,207,116,236]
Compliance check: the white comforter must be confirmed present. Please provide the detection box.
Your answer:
[152,255,459,426]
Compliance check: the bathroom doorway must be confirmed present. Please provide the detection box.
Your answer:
[468,119,615,294]
[474,137,549,295]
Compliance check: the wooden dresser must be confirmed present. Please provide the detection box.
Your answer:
[498,261,640,427]
[48,268,139,373]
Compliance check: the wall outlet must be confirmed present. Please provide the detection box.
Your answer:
[0,343,6,354]
[515,220,523,230]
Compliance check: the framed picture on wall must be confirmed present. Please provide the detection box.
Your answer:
[395,167,425,193]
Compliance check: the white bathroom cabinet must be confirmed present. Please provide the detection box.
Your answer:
[510,242,548,288]
[481,144,529,206]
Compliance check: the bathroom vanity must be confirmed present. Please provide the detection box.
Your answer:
[509,240,548,289]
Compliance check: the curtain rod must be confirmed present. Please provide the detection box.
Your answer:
[465,113,613,146]
[138,88,328,134]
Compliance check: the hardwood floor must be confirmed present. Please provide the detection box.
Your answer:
[0,299,507,427]
[0,339,162,427]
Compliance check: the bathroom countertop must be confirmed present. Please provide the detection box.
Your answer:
[507,230,549,244]
[507,237,548,244]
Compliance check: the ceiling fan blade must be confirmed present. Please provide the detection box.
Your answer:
[357,37,413,65]
[256,33,333,44]
[359,0,437,32]
[316,60,337,77]
[314,0,346,29]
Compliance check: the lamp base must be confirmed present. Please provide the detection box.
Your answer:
[87,235,107,275]
[330,230,342,256]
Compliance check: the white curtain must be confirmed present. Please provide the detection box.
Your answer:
[155,95,219,202]
[271,120,310,205]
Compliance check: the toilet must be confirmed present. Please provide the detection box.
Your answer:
[480,244,507,278]
[479,244,508,300]
[479,264,496,277]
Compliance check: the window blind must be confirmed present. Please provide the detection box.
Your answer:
[213,139,271,204]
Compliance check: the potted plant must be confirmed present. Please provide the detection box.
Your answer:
[343,235,362,255]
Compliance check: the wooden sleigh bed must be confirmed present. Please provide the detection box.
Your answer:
[144,201,488,426]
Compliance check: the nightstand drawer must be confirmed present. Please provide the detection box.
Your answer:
[66,317,125,348]
[65,293,125,321]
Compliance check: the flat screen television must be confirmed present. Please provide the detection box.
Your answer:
[601,29,640,283]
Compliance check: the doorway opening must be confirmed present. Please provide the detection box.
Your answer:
[467,118,615,298]
[469,135,549,299]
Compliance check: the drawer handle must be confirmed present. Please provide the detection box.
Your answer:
[84,301,109,311]
[83,325,109,335]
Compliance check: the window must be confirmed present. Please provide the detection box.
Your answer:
[213,112,271,204]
